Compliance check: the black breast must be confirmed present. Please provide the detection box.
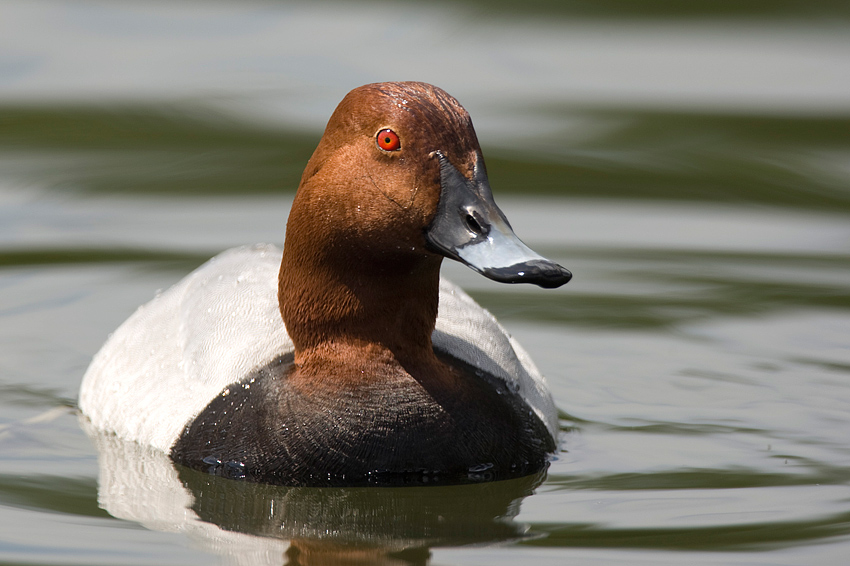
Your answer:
[170,352,555,486]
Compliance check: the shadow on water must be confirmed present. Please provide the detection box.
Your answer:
[470,248,850,329]
[548,466,850,491]
[0,105,316,195]
[426,0,850,20]
[2,104,850,213]
[0,248,208,269]
[0,474,107,519]
[486,109,850,212]
[522,511,850,551]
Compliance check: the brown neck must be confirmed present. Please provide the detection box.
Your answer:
[278,230,443,370]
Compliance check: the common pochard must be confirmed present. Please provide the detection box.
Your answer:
[79,82,571,486]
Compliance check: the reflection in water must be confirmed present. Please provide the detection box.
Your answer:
[83,419,544,566]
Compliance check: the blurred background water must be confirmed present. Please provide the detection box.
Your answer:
[1,1,849,564]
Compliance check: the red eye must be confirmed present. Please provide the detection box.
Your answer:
[376,129,400,151]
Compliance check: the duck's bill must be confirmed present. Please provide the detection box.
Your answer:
[425,152,572,289]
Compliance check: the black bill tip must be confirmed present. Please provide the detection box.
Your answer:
[481,260,572,289]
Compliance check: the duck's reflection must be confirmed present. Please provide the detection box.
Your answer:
[84,419,546,565]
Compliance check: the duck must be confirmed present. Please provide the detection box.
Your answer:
[79,82,572,487]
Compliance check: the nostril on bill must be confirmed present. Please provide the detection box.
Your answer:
[465,213,484,236]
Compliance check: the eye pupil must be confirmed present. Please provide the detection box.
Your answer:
[376,128,400,151]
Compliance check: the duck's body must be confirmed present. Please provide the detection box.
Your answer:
[81,246,557,485]
[80,82,571,486]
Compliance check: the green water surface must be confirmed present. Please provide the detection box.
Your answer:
[1,1,849,565]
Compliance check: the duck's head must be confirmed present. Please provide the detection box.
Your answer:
[279,83,570,356]
[287,81,571,288]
